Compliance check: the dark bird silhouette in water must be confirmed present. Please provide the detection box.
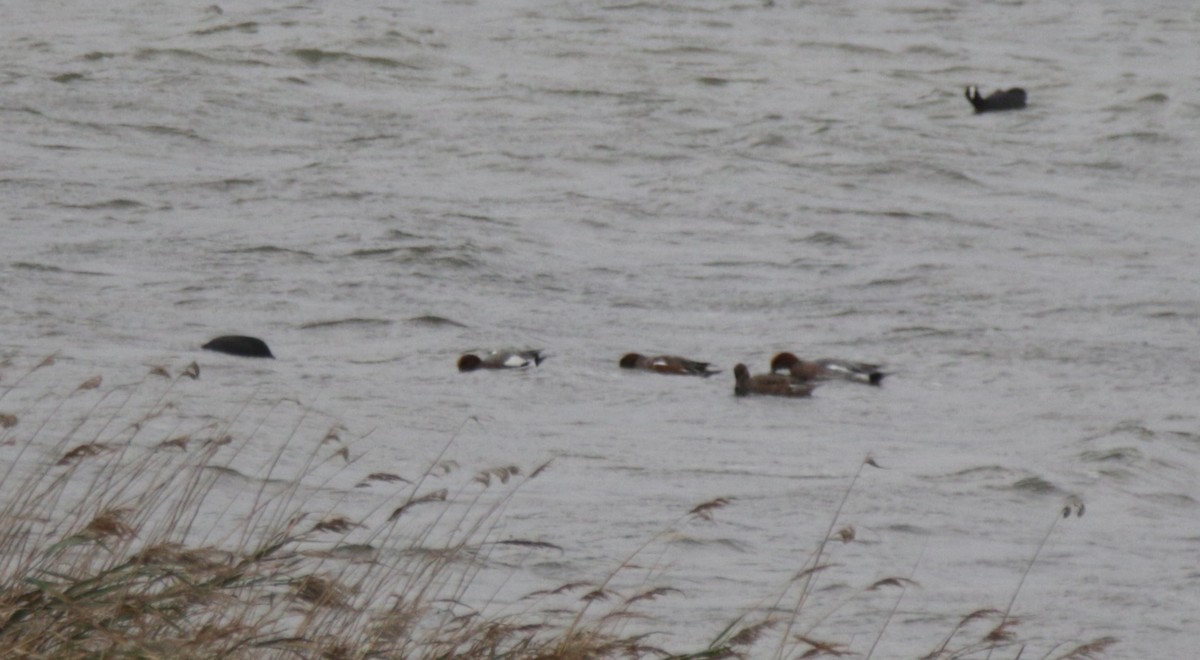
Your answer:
[965,86,1026,113]
[733,363,816,398]
[619,353,720,377]
[202,335,274,359]
[457,349,545,371]
[770,352,886,386]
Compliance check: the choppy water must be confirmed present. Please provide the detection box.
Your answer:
[3,1,1200,657]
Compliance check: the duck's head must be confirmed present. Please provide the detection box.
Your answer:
[770,352,800,372]
[619,353,643,369]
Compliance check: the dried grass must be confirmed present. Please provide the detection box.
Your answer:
[0,355,1116,659]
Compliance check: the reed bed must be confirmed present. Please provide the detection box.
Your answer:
[0,355,1114,658]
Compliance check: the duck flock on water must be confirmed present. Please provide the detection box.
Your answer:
[201,335,887,399]
[196,83,1037,398]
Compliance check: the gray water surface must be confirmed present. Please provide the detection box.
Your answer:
[3,1,1199,656]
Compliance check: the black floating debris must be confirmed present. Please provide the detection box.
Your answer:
[964,85,1027,113]
[202,335,274,359]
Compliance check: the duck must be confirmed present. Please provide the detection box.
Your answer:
[619,353,720,377]
[733,363,816,398]
[964,86,1027,113]
[202,335,275,359]
[770,352,885,386]
[458,349,545,372]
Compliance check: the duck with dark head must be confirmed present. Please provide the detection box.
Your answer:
[965,86,1026,113]
[770,352,885,386]
[458,349,545,372]
[619,352,719,377]
[733,363,816,398]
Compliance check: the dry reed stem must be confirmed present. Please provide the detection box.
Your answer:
[387,489,449,522]
[365,472,409,483]
[622,586,682,606]
[985,496,1087,660]
[555,493,737,652]
[529,459,554,479]
[1,378,665,659]
[1051,635,1118,659]
[0,368,386,657]
[925,608,1005,658]
[156,435,190,451]
[57,442,112,465]
[0,362,1112,659]
[75,375,102,392]
[727,617,779,648]
[793,634,850,657]
[292,574,351,608]
[308,517,359,534]
[180,362,200,380]
[81,508,136,541]
[523,581,593,600]
[473,465,521,487]
[865,541,927,660]
[688,497,732,522]
[0,353,59,409]
[773,454,881,660]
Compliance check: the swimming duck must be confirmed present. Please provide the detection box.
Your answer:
[733,363,816,398]
[619,353,720,377]
[457,349,545,372]
[965,86,1027,113]
[770,352,885,386]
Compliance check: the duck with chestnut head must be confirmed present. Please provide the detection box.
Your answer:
[770,352,885,386]
[620,352,719,377]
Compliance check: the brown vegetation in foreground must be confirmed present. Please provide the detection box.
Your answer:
[0,355,1114,658]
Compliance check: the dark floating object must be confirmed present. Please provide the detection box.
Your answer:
[458,349,545,372]
[202,335,275,359]
[733,363,816,398]
[965,86,1027,113]
[770,352,886,386]
[619,352,720,377]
